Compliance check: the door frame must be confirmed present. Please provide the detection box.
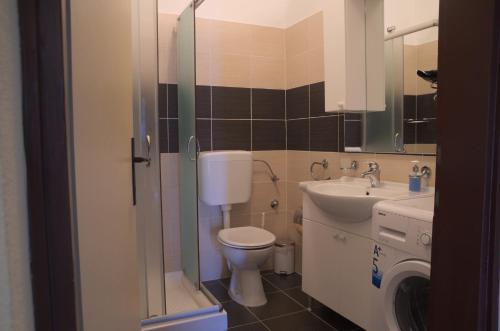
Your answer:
[429,0,500,330]
[18,0,80,330]
[16,0,500,330]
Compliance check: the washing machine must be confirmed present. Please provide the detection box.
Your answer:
[370,196,434,331]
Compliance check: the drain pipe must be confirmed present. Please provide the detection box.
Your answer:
[221,204,231,229]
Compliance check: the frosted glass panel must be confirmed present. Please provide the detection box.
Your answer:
[365,37,404,152]
[177,3,200,287]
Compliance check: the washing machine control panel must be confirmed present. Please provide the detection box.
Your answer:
[373,209,433,260]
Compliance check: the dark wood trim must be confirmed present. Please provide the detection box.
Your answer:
[430,0,500,330]
[18,0,79,330]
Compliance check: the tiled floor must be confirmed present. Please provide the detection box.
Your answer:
[202,272,365,331]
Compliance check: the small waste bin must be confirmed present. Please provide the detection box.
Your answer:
[274,240,295,275]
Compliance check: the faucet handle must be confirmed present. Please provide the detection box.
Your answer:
[368,161,380,170]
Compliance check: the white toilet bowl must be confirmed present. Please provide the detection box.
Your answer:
[218,226,276,307]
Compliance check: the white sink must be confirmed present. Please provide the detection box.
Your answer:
[299,177,434,222]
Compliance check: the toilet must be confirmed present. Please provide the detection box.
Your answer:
[198,151,276,307]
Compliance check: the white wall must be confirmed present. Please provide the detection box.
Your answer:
[385,0,439,44]
[159,0,288,27]
[158,0,331,29]
[0,0,35,330]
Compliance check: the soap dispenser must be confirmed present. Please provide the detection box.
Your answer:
[409,161,422,192]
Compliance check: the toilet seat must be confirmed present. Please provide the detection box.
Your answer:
[218,226,276,249]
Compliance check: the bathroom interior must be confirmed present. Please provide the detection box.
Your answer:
[129,0,441,330]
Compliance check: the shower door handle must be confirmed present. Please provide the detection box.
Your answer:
[187,135,200,161]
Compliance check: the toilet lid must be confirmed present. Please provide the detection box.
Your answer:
[218,226,276,249]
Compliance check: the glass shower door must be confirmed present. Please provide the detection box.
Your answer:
[177,3,200,288]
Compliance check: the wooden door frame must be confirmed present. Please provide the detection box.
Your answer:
[18,0,80,330]
[16,0,500,330]
[429,0,500,330]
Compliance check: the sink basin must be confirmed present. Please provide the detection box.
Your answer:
[299,177,434,222]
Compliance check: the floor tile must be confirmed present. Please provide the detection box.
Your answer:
[263,311,334,331]
[248,292,304,320]
[220,277,231,289]
[203,280,231,302]
[311,299,363,331]
[229,322,269,331]
[283,287,311,308]
[221,276,279,294]
[262,278,280,293]
[262,273,302,290]
[223,301,258,328]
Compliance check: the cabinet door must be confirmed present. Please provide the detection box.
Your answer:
[335,230,372,330]
[302,220,372,330]
[302,220,342,312]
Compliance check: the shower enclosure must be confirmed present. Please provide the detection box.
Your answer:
[133,0,224,328]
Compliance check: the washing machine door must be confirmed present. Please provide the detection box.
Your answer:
[383,260,431,331]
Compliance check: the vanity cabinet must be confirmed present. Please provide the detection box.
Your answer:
[302,219,372,330]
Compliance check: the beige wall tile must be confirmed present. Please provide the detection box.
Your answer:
[229,213,252,228]
[252,151,287,183]
[286,181,303,212]
[307,48,325,84]
[251,181,286,214]
[307,12,324,51]
[308,151,339,180]
[404,44,417,95]
[251,56,286,89]
[286,52,308,89]
[250,212,288,241]
[404,144,437,155]
[417,41,438,71]
[251,25,285,58]
[211,52,251,87]
[417,41,438,95]
[195,18,212,54]
[196,52,211,86]
[158,13,178,84]
[287,151,311,182]
[286,211,303,245]
[231,200,252,216]
[211,20,253,56]
[286,19,308,58]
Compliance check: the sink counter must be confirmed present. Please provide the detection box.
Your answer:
[300,177,434,223]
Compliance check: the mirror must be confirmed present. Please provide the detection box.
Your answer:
[344,0,439,155]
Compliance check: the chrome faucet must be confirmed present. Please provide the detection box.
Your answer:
[361,161,381,187]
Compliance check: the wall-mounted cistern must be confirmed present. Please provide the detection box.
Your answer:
[361,161,381,187]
